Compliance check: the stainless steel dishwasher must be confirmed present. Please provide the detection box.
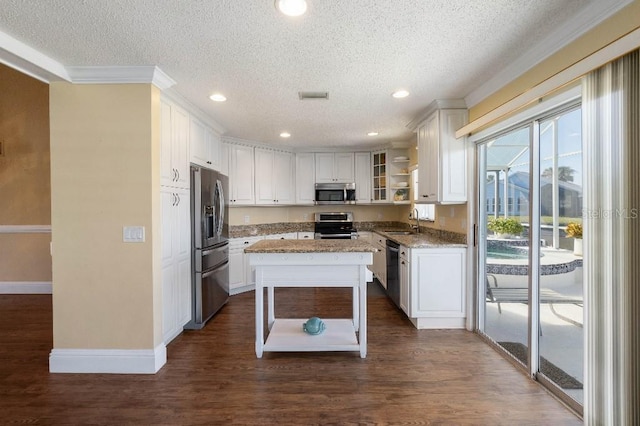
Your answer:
[386,239,401,308]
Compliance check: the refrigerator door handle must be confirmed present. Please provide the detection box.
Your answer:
[216,178,225,237]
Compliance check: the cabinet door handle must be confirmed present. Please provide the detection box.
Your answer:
[171,193,177,206]
[176,193,181,205]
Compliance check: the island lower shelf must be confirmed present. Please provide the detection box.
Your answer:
[264,319,360,352]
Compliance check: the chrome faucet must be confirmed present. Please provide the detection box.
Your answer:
[412,208,420,233]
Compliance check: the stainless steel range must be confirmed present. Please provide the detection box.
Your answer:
[314,212,358,239]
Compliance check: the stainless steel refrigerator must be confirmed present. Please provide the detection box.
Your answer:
[184,164,229,330]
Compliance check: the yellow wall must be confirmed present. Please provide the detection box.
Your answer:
[470,0,640,121]
[49,83,161,350]
[0,63,51,282]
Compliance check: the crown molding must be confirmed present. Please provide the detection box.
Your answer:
[0,29,70,83]
[66,66,176,89]
[464,0,633,108]
[406,99,467,131]
[161,89,226,135]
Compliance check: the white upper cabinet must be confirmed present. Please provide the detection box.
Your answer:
[160,99,189,189]
[254,148,294,205]
[355,152,371,203]
[228,143,255,205]
[416,107,468,204]
[190,117,222,171]
[315,152,354,183]
[295,153,315,205]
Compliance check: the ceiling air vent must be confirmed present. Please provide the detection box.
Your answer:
[298,91,329,100]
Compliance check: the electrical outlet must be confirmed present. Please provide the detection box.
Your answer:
[123,226,145,243]
[244,215,250,224]
[377,213,383,219]
[303,213,309,221]
[440,217,447,227]
[450,207,455,217]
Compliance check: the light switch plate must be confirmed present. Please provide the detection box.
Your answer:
[123,226,145,243]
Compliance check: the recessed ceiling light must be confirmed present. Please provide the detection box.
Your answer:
[368,132,379,136]
[392,90,409,99]
[280,132,291,138]
[209,93,227,102]
[275,0,307,16]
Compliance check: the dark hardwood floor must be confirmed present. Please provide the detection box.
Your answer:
[0,283,581,425]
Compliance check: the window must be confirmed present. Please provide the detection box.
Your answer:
[411,168,435,220]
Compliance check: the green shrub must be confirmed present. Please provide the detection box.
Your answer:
[488,217,524,235]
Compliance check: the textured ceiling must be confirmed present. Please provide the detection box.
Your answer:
[0,0,614,149]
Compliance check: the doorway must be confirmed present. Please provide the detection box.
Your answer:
[476,101,584,412]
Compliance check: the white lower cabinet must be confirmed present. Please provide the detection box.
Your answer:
[161,186,191,344]
[229,236,263,295]
[371,235,387,288]
[408,247,466,329]
[399,246,409,315]
[229,233,310,294]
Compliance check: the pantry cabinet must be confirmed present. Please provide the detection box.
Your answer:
[160,98,192,344]
[315,152,354,183]
[416,107,468,204]
[254,148,294,205]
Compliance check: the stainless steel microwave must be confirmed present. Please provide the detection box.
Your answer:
[315,183,356,205]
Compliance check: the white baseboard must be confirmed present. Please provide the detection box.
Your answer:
[0,281,52,294]
[49,344,167,374]
[230,284,255,295]
[409,316,466,330]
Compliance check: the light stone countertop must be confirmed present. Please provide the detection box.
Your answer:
[374,230,467,249]
[244,238,377,254]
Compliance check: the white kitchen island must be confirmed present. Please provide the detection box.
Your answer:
[245,239,375,358]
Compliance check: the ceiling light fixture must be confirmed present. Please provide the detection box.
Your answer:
[209,93,227,102]
[367,132,379,136]
[280,132,291,138]
[392,90,409,99]
[276,0,307,17]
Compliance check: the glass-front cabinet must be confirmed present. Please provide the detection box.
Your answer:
[372,151,387,202]
[372,148,411,203]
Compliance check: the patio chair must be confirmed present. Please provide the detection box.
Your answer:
[486,273,583,313]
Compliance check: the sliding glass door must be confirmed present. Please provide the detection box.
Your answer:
[477,102,584,412]
[479,126,531,369]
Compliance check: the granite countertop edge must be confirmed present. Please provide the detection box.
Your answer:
[230,221,467,248]
[244,239,377,254]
